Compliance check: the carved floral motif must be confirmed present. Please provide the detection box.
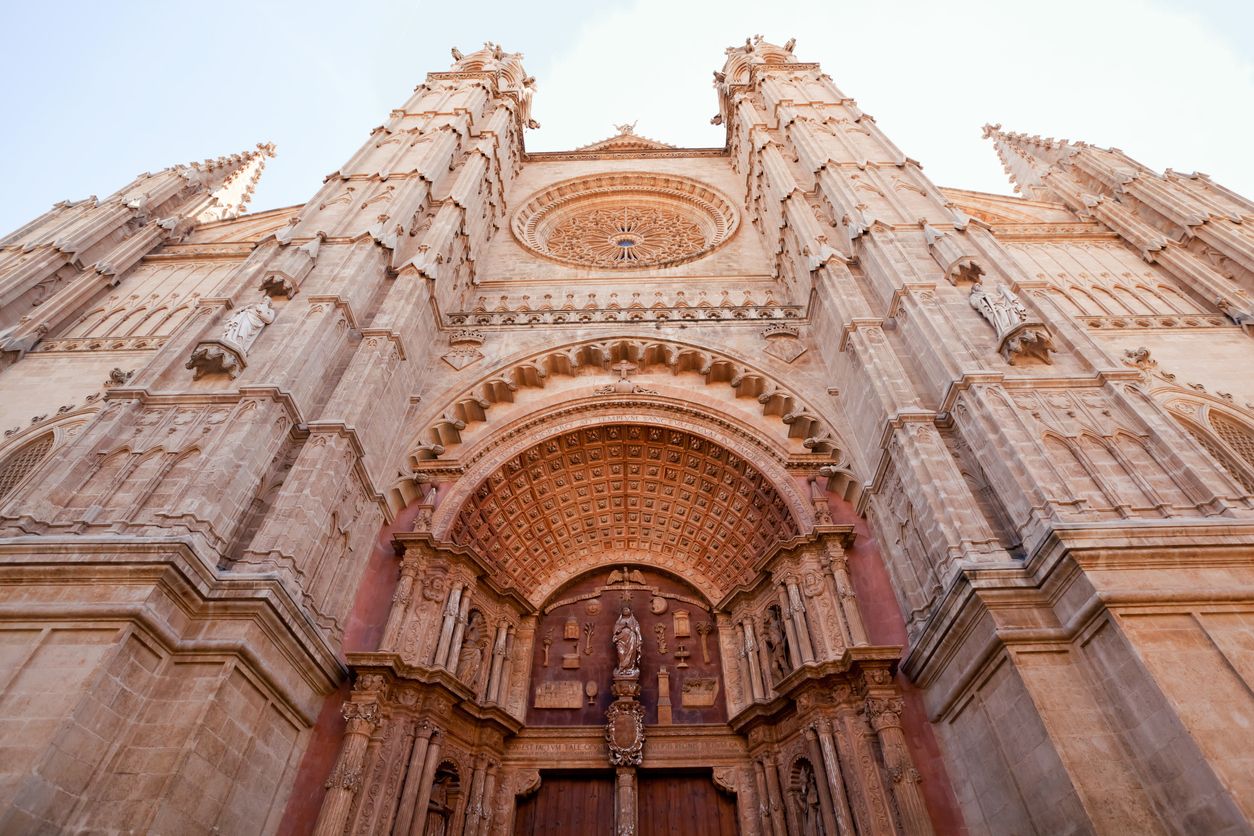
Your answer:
[511,173,739,270]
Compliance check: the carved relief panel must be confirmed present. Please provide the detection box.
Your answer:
[527,566,726,726]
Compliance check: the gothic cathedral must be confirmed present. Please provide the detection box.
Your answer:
[1,38,1252,835]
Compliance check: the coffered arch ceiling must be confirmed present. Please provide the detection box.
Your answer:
[446,422,802,602]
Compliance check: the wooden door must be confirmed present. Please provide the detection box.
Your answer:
[638,769,739,836]
[513,770,615,836]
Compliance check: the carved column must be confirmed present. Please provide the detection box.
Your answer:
[409,728,444,836]
[786,579,816,663]
[761,754,789,836]
[432,583,463,665]
[312,700,379,836]
[485,622,508,702]
[393,720,434,836]
[463,756,487,836]
[742,620,766,701]
[804,725,840,836]
[373,718,418,835]
[816,719,857,836]
[824,548,868,646]
[445,593,472,672]
[776,586,803,669]
[382,554,421,650]
[509,617,537,715]
[867,696,933,835]
[833,700,896,834]
[615,767,637,836]
[739,621,763,702]
[774,754,802,836]
[818,553,854,649]
[752,760,778,836]
[753,616,776,697]
[475,762,498,836]
[349,716,391,833]
[495,627,515,706]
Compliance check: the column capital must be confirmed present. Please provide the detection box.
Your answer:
[341,700,380,730]
[865,696,904,730]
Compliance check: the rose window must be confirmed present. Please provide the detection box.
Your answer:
[512,173,739,270]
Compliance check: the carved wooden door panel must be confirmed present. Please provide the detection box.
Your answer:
[513,770,615,835]
[638,769,739,836]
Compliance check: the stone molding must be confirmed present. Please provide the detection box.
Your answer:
[0,537,346,721]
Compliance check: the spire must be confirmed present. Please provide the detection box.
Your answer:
[0,141,277,361]
[189,142,276,222]
[981,123,1078,202]
[983,124,1253,327]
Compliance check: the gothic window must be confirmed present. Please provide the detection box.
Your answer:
[1209,413,1254,472]
[0,431,54,501]
[1173,408,1254,493]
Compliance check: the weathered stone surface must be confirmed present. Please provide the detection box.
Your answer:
[0,35,1251,836]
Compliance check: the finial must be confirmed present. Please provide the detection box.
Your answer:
[451,46,464,61]
[784,37,796,52]
[613,120,638,136]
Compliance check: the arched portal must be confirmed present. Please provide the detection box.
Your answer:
[444,421,801,602]
[315,404,931,835]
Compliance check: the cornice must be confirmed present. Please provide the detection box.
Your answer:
[0,536,347,720]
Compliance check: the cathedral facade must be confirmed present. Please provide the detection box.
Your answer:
[0,37,1252,835]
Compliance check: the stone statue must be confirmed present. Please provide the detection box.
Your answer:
[968,281,1027,339]
[222,297,276,352]
[799,763,822,835]
[456,610,486,686]
[765,607,791,683]
[612,603,642,680]
[968,280,1055,363]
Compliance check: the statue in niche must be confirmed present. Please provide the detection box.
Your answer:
[612,603,642,680]
[798,762,823,836]
[764,606,791,684]
[221,297,276,352]
[456,611,486,686]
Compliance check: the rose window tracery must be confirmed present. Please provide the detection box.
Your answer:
[512,173,739,270]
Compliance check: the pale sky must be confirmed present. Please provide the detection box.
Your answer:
[2,0,1251,234]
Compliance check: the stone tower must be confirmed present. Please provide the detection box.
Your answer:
[0,37,1250,835]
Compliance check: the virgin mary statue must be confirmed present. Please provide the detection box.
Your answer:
[612,603,642,680]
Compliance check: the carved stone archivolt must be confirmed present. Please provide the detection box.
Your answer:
[401,336,853,509]
[511,172,739,269]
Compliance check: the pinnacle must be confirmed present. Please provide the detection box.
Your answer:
[186,141,276,172]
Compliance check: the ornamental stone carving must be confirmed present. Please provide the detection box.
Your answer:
[511,173,739,269]
[186,297,277,379]
[968,281,1054,365]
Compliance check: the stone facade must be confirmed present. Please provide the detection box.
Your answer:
[0,36,1251,834]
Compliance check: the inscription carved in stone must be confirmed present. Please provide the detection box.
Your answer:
[534,680,585,709]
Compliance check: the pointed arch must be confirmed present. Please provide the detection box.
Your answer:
[1169,407,1254,494]
[1042,433,1110,516]
[0,431,54,502]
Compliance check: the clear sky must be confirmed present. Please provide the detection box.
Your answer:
[2,0,1251,233]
